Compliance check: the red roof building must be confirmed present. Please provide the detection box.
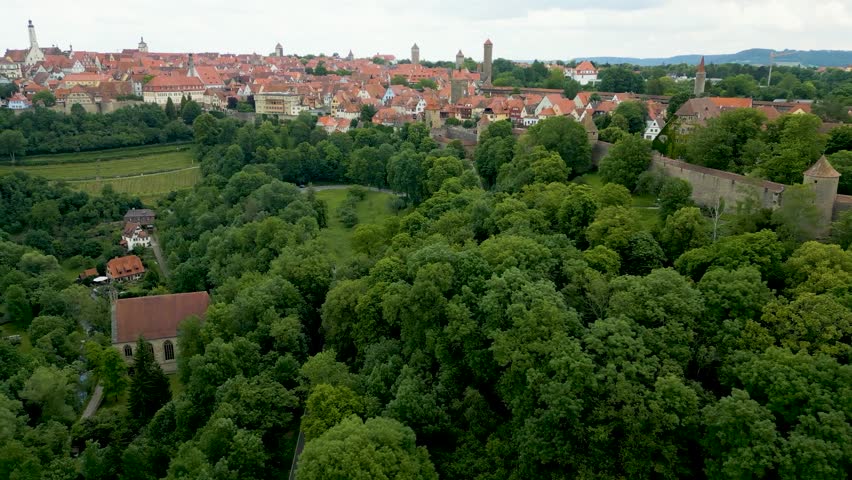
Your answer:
[107,255,145,282]
[113,292,210,344]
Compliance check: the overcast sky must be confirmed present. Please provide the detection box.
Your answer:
[3,0,851,60]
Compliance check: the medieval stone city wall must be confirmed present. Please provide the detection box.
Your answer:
[592,141,785,210]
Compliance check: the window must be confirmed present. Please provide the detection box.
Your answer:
[145,342,154,356]
[164,340,175,361]
[124,345,133,357]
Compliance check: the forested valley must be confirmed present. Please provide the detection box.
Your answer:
[2,110,851,479]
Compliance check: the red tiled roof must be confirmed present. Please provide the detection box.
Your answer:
[107,255,145,280]
[79,268,98,280]
[575,60,597,72]
[709,97,752,109]
[804,155,840,178]
[143,75,204,89]
[114,292,210,343]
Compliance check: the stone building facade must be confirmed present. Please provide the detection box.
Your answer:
[112,292,210,373]
[593,142,844,235]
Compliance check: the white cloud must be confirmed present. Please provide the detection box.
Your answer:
[2,0,850,61]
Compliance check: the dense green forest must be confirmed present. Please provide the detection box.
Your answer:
[2,110,852,479]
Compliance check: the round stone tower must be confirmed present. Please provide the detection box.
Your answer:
[411,43,420,65]
[802,155,840,237]
[456,50,464,70]
[483,39,493,84]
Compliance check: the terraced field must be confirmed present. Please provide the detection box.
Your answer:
[0,144,200,201]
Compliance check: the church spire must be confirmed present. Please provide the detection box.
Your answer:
[694,55,706,96]
[186,53,199,78]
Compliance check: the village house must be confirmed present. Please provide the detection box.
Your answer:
[112,292,210,372]
[565,60,598,85]
[124,208,156,227]
[107,255,146,282]
[121,223,151,251]
[8,93,31,110]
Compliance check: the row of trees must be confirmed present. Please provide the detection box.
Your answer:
[0,102,197,159]
[673,109,852,186]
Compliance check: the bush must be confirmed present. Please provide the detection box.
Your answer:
[338,204,358,228]
[348,186,368,201]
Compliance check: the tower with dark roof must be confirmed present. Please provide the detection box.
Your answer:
[802,155,840,237]
[25,20,45,65]
[411,43,420,65]
[694,56,706,96]
[186,53,199,78]
[456,50,464,70]
[138,37,148,53]
[275,42,283,57]
[483,39,493,84]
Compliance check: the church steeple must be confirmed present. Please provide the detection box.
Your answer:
[694,56,706,96]
[186,53,199,78]
[138,36,148,53]
[24,19,45,65]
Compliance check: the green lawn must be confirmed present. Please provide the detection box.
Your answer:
[168,373,184,397]
[316,188,396,260]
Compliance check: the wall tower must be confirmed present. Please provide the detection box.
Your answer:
[483,39,493,84]
[802,155,840,238]
[274,42,284,57]
[411,43,420,65]
[694,56,706,96]
[456,50,464,70]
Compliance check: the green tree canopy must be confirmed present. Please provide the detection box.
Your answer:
[297,416,438,480]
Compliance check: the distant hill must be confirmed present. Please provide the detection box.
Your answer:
[577,49,852,67]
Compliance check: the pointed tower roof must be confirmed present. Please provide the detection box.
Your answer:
[484,39,493,45]
[457,50,464,56]
[697,56,705,73]
[804,155,840,178]
[412,43,419,49]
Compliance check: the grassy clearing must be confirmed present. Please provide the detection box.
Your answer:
[315,188,395,261]
[1,323,32,354]
[0,150,196,181]
[71,168,201,199]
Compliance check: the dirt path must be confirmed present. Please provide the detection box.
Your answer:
[299,184,400,195]
[65,166,200,183]
[81,384,103,419]
[151,234,170,279]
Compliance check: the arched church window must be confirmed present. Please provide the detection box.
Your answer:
[124,345,133,357]
[163,340,175,361]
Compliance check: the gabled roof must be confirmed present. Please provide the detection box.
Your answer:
[709,97,752,109]
[804,155,841,178]
[114,292,210,343]
[107,255,145,279]
[575,60,597,72]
